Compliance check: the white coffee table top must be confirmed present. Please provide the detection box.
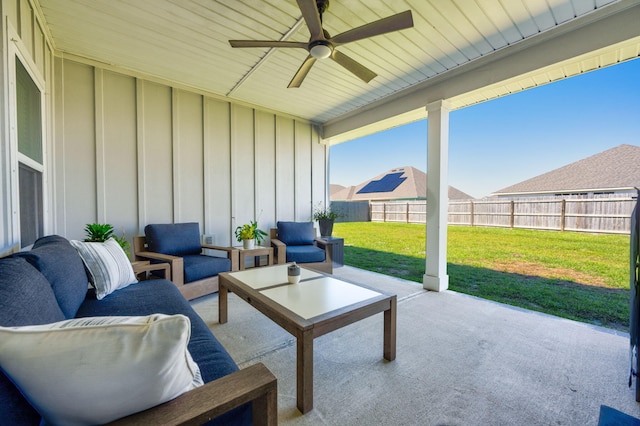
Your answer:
[260,276,383,320]
[226,264,384,319]
[227,263,320,290]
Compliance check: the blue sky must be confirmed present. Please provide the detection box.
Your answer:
[329,58,640,199]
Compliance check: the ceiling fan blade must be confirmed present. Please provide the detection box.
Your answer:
[229,40,308,49]
[288,56,317,88]
[331,50,377,83]
[296,0,325,40]
[331,10,413,45]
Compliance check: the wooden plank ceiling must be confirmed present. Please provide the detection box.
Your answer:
[36,0,639,132]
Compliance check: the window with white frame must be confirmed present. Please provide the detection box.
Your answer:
[15,58,44,247]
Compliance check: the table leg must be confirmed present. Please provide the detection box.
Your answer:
[219,283,228,324]
[384,296,397,361]
[297,329,314,413]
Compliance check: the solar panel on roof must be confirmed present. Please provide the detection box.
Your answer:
[357,172,407,194]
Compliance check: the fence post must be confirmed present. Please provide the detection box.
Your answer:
[383,202,387,223]
[470,201,474,227]
[510,200,515,228]
[406,203,410,223]
[561,199,566,231]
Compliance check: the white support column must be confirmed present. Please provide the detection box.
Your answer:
[423,100,451,292]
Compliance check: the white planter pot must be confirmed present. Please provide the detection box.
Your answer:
[243,239,255,250]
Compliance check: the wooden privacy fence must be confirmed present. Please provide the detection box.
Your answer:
[332,201,370,222]
[369,195,637,234]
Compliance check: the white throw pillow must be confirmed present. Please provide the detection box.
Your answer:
[71,238,137,300]
[0,314,203,426]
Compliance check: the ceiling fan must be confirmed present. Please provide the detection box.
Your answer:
[229,0,414,88]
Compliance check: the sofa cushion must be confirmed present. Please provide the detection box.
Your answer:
[0,314,203,426]
[0,257,65,327]
[70,238,137,300]
[183,254,231,283]
[286,244,326,263]
[75,279,251,425]
[0,256,64,425]
[277,221,315,246]
[17,235,89,318]
[76,280,239,381]
[0,376,41,426]
[145,222,202,256]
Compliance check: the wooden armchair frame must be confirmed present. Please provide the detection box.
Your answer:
[133,236,239,300]
[107,362,277,426]
[269,228,333,274]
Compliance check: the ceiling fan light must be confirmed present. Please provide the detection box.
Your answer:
[310,44,332,59]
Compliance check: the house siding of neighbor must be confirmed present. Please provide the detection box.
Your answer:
[491,144,640,199]
[331,166,473,202]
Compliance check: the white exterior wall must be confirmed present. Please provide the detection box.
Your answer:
[0,0,328,254]
[53,58,328,247]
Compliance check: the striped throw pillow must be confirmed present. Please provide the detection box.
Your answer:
[71,238,137,300]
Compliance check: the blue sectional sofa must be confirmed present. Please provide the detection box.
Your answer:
[0,235,276,425]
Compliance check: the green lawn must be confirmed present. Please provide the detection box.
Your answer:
[333,222,630,331]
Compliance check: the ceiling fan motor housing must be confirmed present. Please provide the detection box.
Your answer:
[309,39,332,58]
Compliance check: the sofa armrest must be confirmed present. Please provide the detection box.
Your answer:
[201,245,240,271]
[107,363,277,426]
[135,251,185,286]
[270,238,287,264]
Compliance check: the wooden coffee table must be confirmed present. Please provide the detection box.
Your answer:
[218,264,396,414]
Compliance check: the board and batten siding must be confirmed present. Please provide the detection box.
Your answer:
[53,57,328,248]
[0,0,328,254]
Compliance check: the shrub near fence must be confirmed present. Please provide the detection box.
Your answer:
[368,194,637,234]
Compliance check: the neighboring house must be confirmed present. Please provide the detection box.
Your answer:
[492,144,640,198]
[332,166,473,202]
[329,184,346,199]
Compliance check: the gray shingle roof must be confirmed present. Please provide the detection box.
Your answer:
[331,166,474,201]
[492,144,640,195]
[330,184,346,197]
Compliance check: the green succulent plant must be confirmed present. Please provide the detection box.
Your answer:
[84,223,115,242]
[84,223,130,256]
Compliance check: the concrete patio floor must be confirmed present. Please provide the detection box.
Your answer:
[191,266,640,425]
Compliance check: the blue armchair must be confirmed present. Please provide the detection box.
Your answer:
[133,223,238,300]
[270,221,333,274]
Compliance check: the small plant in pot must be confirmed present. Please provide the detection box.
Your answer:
[84,223,130,257]
[313,205,338,237]
[234,220,268,249]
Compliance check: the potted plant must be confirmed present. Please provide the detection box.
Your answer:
[234,220,268,249]
[84,223,130,257]
[313,205,338,237]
